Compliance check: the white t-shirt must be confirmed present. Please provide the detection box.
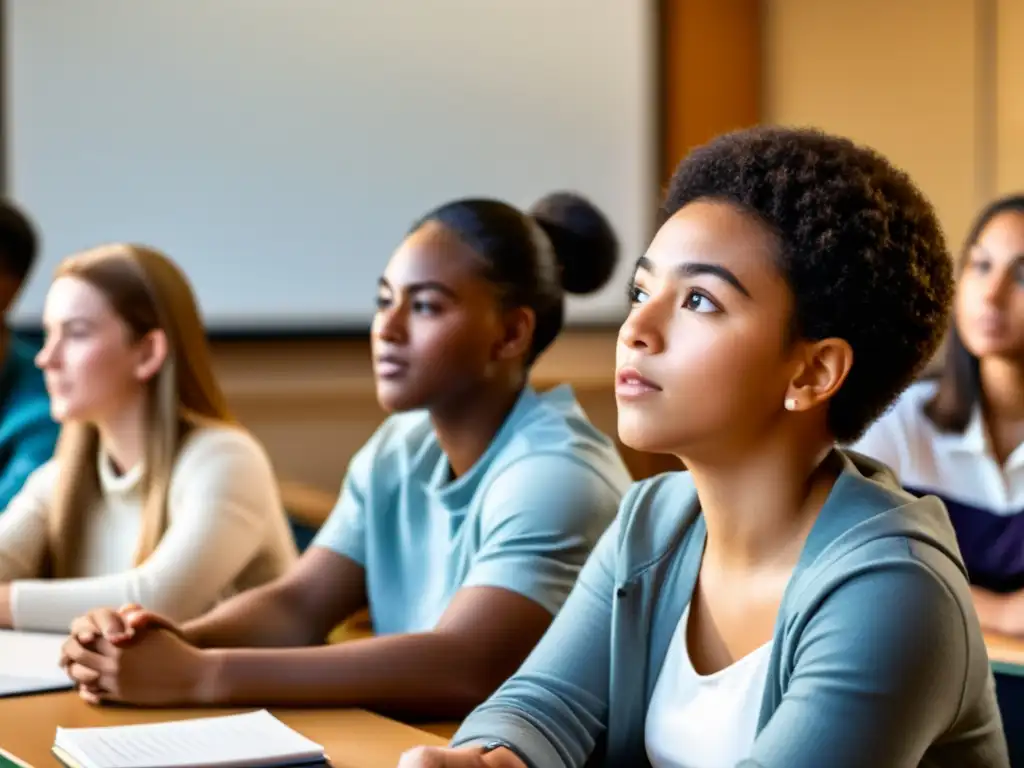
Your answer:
[0,424,298,631]
[645,603,773,768]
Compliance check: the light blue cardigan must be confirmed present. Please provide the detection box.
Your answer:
[452,451,1008,767]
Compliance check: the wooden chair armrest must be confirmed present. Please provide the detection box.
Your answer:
[280,480,336,529]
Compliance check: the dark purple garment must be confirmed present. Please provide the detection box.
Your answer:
[907,485,1024,593]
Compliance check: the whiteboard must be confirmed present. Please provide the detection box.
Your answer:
[6,0,656,332]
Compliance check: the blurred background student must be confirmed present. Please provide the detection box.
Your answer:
[854,195,1024,637]
[0,201,59,512]
[0,244,297,632]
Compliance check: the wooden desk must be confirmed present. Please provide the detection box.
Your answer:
[0,692,444,768]
[986,631,1024,678]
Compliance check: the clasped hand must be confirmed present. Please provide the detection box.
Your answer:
[60,604,210,706]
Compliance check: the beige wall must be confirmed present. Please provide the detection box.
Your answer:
[996,0,1024,197]
[223,3,1024,498]
[764,0,1021,251]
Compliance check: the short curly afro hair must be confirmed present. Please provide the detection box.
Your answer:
[665,126,954,443]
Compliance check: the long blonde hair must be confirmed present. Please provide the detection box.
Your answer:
[45,244,233,577]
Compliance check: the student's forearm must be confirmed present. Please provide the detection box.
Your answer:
[971,585,1024,636]
[201,631,499,717]
[183,551,368,650]
[184,583,327,649]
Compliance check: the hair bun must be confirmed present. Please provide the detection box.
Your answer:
[529,192,619,295]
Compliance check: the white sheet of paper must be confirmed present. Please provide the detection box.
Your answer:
[54,710,326,768]
[0,629,72,697]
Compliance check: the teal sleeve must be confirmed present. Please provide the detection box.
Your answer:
[0,403,58,512]
[451,505,625,768]
[309,441,375,566]
[741,561,975,768]
[461,454,619,616]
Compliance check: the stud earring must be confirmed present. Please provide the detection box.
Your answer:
[784,398,797,411]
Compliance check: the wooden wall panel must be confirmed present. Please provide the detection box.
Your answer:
[660,0,762,184]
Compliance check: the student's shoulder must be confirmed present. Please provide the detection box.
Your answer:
[354,410,436,469]
[172,423,275,480]
[511,385,613,447]
[790,508,981,703]
[495,386,628,480]
[598,471,701,565]
[19,457,61,496]
[788,471,974,635]
[787,517,982,725]
[0,456,62,510]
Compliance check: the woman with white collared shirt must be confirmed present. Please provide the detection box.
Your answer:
[854,193,1024,637]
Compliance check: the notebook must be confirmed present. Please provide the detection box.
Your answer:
[52,710,330,768]
[0,629,73,697]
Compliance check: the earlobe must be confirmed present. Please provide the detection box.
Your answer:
[134,329,169,382]
[784,338,854,411]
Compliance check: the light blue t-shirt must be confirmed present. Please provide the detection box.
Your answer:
[313,385,632,635]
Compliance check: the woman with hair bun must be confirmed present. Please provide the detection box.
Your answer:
[62,192,632,715]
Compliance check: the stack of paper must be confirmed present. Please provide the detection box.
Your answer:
[0,629,73,697]
[52,710,329,768]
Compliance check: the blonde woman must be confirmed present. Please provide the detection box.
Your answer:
[0,244,297,632]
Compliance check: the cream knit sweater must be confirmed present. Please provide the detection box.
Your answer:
[0,426,298,631]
